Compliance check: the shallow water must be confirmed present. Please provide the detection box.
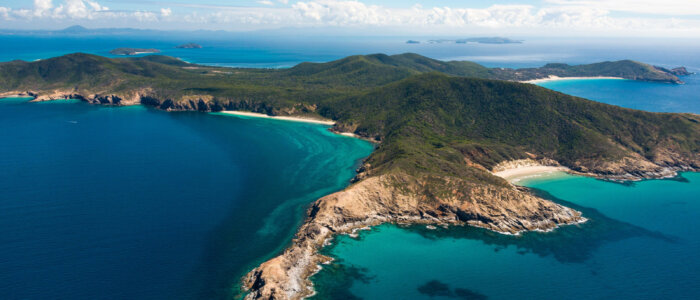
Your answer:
[2,34,700,300]
[0,98,373,299]
[311,172,700,299]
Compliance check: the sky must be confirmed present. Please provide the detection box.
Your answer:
[1,0,700,37]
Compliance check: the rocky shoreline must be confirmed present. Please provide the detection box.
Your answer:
[242,172,585,300]
[243,155,698,300]
[5,89,698,300]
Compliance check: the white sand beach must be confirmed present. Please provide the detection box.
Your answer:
[522,76,625,84]
[494,165,569,183]
[219,111,336,125]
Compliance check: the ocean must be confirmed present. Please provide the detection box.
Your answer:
[311,172,700,299]
[0,98,373,299]
[1,33,699,299]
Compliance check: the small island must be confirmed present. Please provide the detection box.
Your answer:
[428,37,523,44]
[406,40,420,44]
[175,43,203,49]
[109,48,160,55]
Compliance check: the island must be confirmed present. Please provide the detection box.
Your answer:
[109,47,160,55]
[406,40,420,44]
[175,42,203,49]
[491,61,686,83]
[428,37,523,44]
[1,53,698,300]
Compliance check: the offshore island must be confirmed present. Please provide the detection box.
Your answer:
[1,53,698,299]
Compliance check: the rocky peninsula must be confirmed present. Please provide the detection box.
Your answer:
[1,53,698,300]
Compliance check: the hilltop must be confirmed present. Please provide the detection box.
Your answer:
[1,52,695,179]
[109,48,160,55]
[1,52,698,299]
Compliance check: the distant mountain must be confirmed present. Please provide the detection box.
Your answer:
[59,25,90,34]
[175,43,203,49]
[0,26,168,37]
[288,53,684,84]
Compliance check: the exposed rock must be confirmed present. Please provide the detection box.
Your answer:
[492,158,560,172]
[655,66,693,77]
[242,173,584,300]
[570,149,699,181]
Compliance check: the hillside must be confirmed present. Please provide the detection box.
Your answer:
[1,52,696,178]
[1,53,697,179]
[1,53,698,299]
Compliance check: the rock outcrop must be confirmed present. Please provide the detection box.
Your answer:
[242,173,584,300]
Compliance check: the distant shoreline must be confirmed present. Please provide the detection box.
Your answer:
[523,76,625,84]
[218,111,336,125]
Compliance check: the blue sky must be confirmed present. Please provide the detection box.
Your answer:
[1,0,699,36]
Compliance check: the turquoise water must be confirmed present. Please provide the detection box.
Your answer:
[312,173,700,299]
[0,98,373,299]
[537,76,700,114]
[3,34,700,300]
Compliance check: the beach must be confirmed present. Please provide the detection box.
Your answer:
[523,76,625,84]
[494,165,569,183]
[218,111,336,125]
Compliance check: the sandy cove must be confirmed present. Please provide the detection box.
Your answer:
[494,165,570,182]
[219,111,336,126]
[522,75,625,84]
[242,156,698,299]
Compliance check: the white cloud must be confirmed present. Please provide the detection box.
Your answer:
[33,0,53,17]
[0,6,11,19]
[132,10,157,21]
[545,0,700,16]
[3,0,700,36]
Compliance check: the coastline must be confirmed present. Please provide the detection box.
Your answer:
[494,165,570,183]
[522,76,625,84]
[218,111,336,126]
[7,88,696,300]
[242,173,585,300]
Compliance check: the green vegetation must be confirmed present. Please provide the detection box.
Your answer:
[1,53,698,187]
[109,48,161,55]
[490,60,684,83]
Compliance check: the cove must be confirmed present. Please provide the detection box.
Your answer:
[0,98,373,299]
[311,172,700,299]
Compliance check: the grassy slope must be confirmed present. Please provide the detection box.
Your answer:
[325,73,699,181]
[1,53,697,184]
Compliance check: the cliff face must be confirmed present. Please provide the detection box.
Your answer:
[3,54,698,300]
[243,173,584,300]
[570,153,699,181]
[9,89,320,118]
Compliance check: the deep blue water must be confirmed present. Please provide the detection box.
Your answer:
[537,77,700,114]
[2,34,700,300]
[0,98,373,299]
[2,34,698,114]
[2,35,700,70]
